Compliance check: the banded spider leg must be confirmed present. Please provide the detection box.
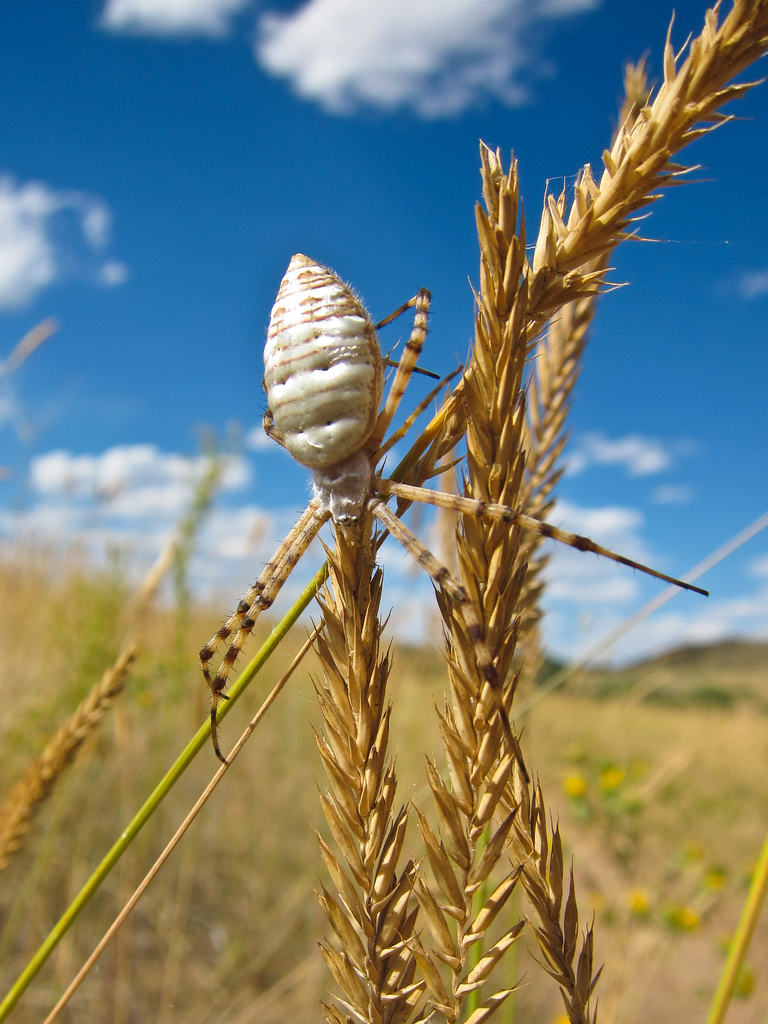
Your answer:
[200,500,329,761]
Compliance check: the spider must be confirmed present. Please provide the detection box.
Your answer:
[200,253,707,762]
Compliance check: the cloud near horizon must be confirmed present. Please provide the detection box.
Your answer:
[4,443,764,662]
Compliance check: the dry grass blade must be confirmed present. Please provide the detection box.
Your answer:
[0,318,59,379]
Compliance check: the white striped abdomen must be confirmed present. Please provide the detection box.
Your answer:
[264,254,383,470]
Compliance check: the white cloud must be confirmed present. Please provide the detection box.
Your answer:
[100,0,251,36]
[81,203,112,248]
[536,499,650,609]
[0,176,126,308]
[29,444,250,509]
[541,496,687,610]
[5,446,767,663]
[549,498,645,547]
[2,443,270,609]
[0,180,57,307]
[256,0,599,117]
[99,260,130,287]
[602,588,768,665]
[651,484,692,505]
[246,422,273,451]
[737,267,768,300]
[537,500,768,665]
[547,560,638,604]
[567,432,674,477]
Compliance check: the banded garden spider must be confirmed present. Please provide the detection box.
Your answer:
[200,253,706,762]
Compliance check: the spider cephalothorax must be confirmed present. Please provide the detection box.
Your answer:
[200,254,706,762]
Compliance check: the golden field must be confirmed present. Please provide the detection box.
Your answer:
[0,551,766,1024]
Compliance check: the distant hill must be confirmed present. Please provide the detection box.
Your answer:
[550,639,768,710]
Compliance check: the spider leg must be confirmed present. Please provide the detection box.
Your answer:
[375,365,462,461]
[368,289,431,452]
[369,498,527,778]
[375,479,709,597]
[383,356,440,380]
[200,499,329,762]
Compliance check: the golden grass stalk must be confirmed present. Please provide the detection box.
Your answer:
[416,147,589,1023]
[516,60,650,679]
[371,7,768,1018]
[0,536,177,872]
[313,524,423,1024]
[0,644,137,871]
[0,446,221,873]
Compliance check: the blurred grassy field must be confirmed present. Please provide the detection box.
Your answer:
[0,550,766,1024]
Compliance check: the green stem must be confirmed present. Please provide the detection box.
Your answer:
[706,828,768,1024]
[463,826,490,1020]
[0,564,327,1023]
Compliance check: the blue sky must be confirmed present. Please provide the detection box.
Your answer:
[0,0,767,665]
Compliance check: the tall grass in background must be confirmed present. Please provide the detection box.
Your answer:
[1,2,768,1022]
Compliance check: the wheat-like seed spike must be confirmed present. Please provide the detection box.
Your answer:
[0,529,183,872]
[0,645,136,871]
[314,521,425,1024]
[412,33,768,1018]
[517,61,650,679]
[410,3,768,481]
[407,144,533,1023]
[500,766,601,1024]
[523,1,768,328]
[459,146,608,1024]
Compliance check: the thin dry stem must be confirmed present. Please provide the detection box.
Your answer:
[0,319,59,380]
[40,629,319,1024]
